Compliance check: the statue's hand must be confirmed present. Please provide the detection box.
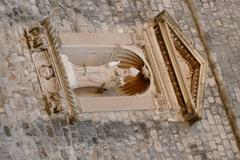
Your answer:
[107,61,120,68]
[102,77,125,89]
[116,77,126,86]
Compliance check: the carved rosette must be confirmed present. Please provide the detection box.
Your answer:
[25,18,79,123]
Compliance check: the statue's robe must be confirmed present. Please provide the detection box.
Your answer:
[61,54,125,89]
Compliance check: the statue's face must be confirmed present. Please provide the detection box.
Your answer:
[122,69,131,77]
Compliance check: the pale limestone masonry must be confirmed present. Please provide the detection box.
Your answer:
[0,0,240,160]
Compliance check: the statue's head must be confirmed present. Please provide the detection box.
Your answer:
[123,67,140,77]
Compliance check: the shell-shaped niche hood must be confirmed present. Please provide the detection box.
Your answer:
[110,47,151,96]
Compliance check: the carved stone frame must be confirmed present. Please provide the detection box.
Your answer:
[25,18,78,123]
[143,11,208,124]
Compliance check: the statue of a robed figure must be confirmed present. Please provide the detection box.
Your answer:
[61,55,140,90]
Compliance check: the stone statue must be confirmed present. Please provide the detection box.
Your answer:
[61,54,140,90]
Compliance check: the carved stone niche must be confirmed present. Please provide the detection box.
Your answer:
[25,10,207,124]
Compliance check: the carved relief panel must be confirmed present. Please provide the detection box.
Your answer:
[25,18,78,123]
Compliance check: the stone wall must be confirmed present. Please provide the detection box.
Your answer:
[194,0,240,144]
[0,0,239,159]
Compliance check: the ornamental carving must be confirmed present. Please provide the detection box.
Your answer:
[24,18,78,123]
[154,25,187,114]
[169,28,201,104]
[146,10,208,124]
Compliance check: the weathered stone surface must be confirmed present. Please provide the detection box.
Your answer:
[3,126,11,137]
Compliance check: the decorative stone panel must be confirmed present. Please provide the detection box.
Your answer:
[24,11,207,124]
